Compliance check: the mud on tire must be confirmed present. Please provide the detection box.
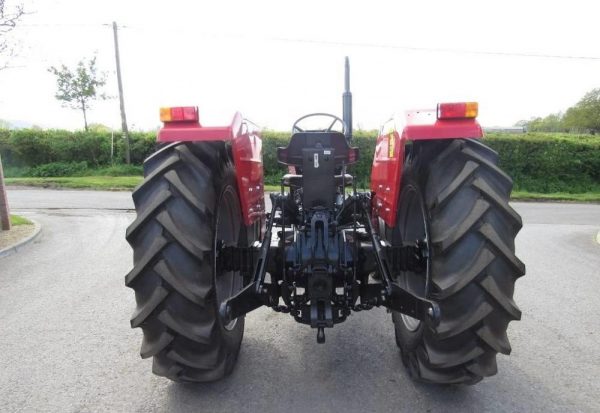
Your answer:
[391,139,525,384]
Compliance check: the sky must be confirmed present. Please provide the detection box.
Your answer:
[0,0,599,132]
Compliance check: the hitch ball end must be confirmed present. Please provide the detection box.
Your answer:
[219,301,233,325]
[427,303,441,328]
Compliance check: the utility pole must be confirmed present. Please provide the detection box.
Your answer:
[112,21,131,164]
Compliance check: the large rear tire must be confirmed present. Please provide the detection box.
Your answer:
[390,139,525,384]
[125,141,249,382]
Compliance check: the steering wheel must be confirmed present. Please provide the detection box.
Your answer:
[292,113,347,134]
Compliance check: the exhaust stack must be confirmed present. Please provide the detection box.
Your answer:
[343,56,353,142]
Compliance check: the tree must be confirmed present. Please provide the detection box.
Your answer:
[563,88,600,134]
[0,1,24,230]
[0,0,24,70]
[87,123,111,132]
[514,119,529,127]
[538,113,565,132]
[514,113,566,133]
[48,57,107,131]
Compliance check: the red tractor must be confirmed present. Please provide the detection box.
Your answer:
[126,58,524,384]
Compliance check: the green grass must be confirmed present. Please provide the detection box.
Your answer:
[10,214,33,226]
[5,176,143,190]
[5,177,600,202]
[4,164,144,178]
[264,184,279,192]
[510,190,600,202]
[90,164,143,176]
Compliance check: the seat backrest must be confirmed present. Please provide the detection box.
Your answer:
[277,131,358,167]
[301,146,336,208]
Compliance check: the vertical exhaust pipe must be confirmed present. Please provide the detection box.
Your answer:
[343,56,353,142]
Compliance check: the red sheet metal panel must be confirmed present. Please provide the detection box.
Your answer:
[371,110,483,227]
[157,112,265,227]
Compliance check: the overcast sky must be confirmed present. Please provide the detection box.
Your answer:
[0,0,599,131]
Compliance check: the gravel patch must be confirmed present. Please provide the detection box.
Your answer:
[0,224,35,250]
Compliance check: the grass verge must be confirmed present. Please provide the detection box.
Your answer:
[10,214,33,226]
[510,190,600,202]
[5,178,600,202]
[5,176,143,190]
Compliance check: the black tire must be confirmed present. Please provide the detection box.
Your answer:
[125,141,250,382]
[390,139,525,385]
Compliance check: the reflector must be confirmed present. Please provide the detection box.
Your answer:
[159,107,172,122]
[159,106,199,123]
[437,102,478,119]
[388,132,395,158]
[348,148,358,163]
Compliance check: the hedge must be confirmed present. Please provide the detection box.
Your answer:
[264,131,600,193]
[484,133,600,193]
[0,129,156,168]
[1,128,599,193]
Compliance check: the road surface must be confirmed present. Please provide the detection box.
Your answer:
[1,188,599,412]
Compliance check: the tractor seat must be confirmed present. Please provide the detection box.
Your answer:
[282,173,354,187]
[277,132,359,167]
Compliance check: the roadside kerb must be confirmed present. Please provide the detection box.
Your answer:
[0,219,42,258]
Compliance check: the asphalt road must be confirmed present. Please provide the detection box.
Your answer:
[1,188,599,413]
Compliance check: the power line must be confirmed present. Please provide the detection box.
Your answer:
[16,23,600,61]
[19,23,108,27]
[268,36,600,61]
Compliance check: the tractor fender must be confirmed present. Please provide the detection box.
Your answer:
[157,112,265,227]
[371,112,483,227]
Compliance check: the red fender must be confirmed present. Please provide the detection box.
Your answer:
[371,108,483,227]
[158,111,265,228]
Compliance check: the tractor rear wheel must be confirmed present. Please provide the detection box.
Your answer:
[390,139,525,384]
[125,141,249,382]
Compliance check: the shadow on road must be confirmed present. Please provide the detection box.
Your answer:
[160,310,574,413]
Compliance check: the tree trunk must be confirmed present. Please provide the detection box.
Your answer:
[0,154,11,231]
[82,100,88,132]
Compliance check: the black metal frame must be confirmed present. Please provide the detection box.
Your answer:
[218,57,440,343]
[219,189,440,343]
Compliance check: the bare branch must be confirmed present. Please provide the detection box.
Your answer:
[0,1,24,70]
[0,1,24,31]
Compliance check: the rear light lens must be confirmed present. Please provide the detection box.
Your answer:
[437,102,478,119]
[348,148,359,163]
[160,106,199,123]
